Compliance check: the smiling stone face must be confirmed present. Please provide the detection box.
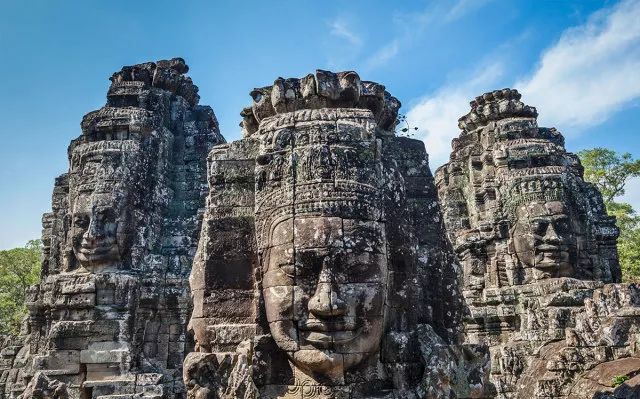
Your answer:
[250,104,391,379]
[68,141,141,272]
[71,192,126,270]
[511,200,578,278]
[262,216,387,376]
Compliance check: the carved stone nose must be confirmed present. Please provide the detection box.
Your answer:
[84,212,106,240]
[543,223,560,243]
[85,219,101,239]
[308,282,347,318]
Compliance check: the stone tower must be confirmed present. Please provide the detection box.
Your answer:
[436,88,620,289]
[183,70,489,398]
[0,58,223,398]
[6,61,639,398]
[436,89,640,398]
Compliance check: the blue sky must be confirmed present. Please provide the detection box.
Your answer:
[1,0,640,249]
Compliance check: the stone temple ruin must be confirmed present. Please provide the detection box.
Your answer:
[0,60,639,398]
[0,58,224,398]
[183,70,488,399]
[436,89,640,398]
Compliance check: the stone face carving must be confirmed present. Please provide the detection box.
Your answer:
[253,108,388,378]
[509,196,577,278]
[184,70,489,398]
[0,58,223,398]
[68,141,140,272]
[71,190,123,269]
[260,216,388,376]
[437,89,640,398]
[5,63,637,398]
[437,89,619,290]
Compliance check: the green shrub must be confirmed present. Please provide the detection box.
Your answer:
[612,374,630,387]
[0,240,41,335]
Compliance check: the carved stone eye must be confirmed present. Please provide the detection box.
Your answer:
[256,154,272,166]
[532,221,548,236]
[98,208,117,223]
[279,264,296,278]
[73,215,89,229]
[554,220,570,234]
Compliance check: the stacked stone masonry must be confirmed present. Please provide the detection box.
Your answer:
[436,89,640,398]
[184,69,488,399]
[1,60,639,398]
[0,58,224,398]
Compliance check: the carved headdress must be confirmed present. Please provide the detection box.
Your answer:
[502,174,569,220]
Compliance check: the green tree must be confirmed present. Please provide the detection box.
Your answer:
[578,148,640,282]
[579,148,640,203]
[0,240,42,334]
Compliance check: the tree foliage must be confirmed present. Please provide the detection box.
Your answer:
[395,114,419,138]
[0,240,41,334]
[579,148,640,204]
[578,148,640,282]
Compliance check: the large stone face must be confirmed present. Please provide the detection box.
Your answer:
[0,58,223,399]
[436,89,640,398]
[184,70,489,398]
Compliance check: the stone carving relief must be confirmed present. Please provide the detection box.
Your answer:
[68,141,139,272]
[437,89,619,291]
[436,89,639,398]
[1,60,636,398]
[0,58,223,399]
[184,70,490,399]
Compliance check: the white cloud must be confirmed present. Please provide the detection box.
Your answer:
[363,0,494,71]
[394,0,494,27]
[328,19,362,46]
[405,0,640,171]
[363,40,399,71]
[405,63,504,169]
[517,0,640,130]
[445,0,494,22]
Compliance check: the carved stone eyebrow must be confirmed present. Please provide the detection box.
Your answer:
[529,217,550,224]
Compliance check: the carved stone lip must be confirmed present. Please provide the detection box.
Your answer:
[331,329,362,344]
[535,244,568,260]
[537,244,566,252]
[299,319,356,332]
[79,240,117,255]
[535,247,568,268]
[300,328,362,346]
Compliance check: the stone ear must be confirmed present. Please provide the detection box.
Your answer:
[63,213,72,231]
[498,221,510,239]
[116,218,134,259]
[64,246,77,272]
[507,237,515,254]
